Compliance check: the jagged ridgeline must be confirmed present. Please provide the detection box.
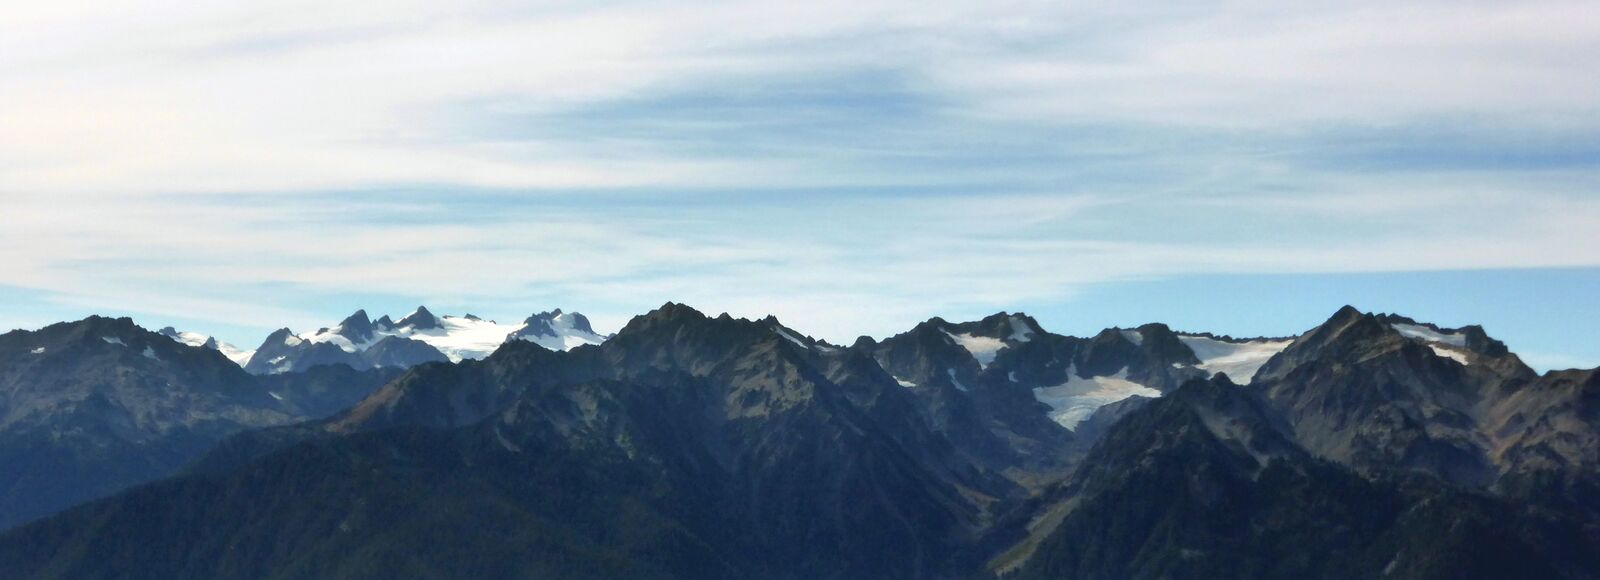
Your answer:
[0,304,1596,579]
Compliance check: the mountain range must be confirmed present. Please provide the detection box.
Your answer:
[0,303,1594,578]
[229,307,607,374]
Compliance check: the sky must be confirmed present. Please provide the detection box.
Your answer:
[1,0,1597,370]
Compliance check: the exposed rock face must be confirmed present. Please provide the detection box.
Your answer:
[0,317,395,530]
[1007,377,1599,580]
[3,304,1599,579]
[2,304,1001,578]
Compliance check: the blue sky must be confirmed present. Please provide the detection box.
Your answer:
[0,0,1597,370]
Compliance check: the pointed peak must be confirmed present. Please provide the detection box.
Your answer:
[373,315,395,328]
[1316,305,1385,340]
[525,308,569,321]
[1008,312,1044,335]
[336,309,374,339]
[157,326,180,337]
[907,317,951,335]
[976,311,1015,324]
[397,306,440,330]
[648,302,706,321]
[1329,304,1365,323]
[615,302,712,336]
[340,309,369,324]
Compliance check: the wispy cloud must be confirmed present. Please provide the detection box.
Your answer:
[0,0,1597,349]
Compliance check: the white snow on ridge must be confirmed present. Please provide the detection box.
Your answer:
[1120,329,1144,346]
[1032,365,1160,431]
[1178,336,1293,385]
[216,344,256,367]
[507,311,609,353]
[773,325,838,352]
[393,316,528,362]
[1429,345,1472,365]
[1391,323,1468,348]
[945,331,1006,368]
[1007,315,1036,342]
[165,330,212,348]
[1390,323,1475,366]
[298,311,607,363]
[894,376,918,388]
[774,326,810,348]
[159,329,256,367]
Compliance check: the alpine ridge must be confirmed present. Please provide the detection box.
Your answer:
[0,303,1595,579]
[241,307,607,374]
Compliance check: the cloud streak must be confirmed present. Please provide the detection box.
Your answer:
[0,0,1597,352]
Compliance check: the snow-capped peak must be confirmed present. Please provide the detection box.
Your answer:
[1007,315,1037,342]
[157,326,256,366]
[509,310,607,352]
[292,307,608,363]
[396,306,441,330]
[941,313,1038,369]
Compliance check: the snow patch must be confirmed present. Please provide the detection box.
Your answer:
[141,346,160,361]
[219,346,256,367]
[774,326,837,352]
[268,391,284,401]
[894,376,918,388]
[165,330,210,348]
[30,347,45,354]
[1178,336,1293,385]
[1429,345,1472,365]
[1391,323,1468,348]
[1032,365,1160,431]
[774,326,809,348]
[1007,315,1036,342]
[494,426,522,453]
[159,329,254,367]
[1390,323,1474,365]
[947,368,969,391]
[1120,329,1144,346]
[945,331,1006,368]
[101,336,126,346]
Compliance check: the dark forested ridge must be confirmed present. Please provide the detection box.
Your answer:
[1,304,1598,579]
[0,317,399,530]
